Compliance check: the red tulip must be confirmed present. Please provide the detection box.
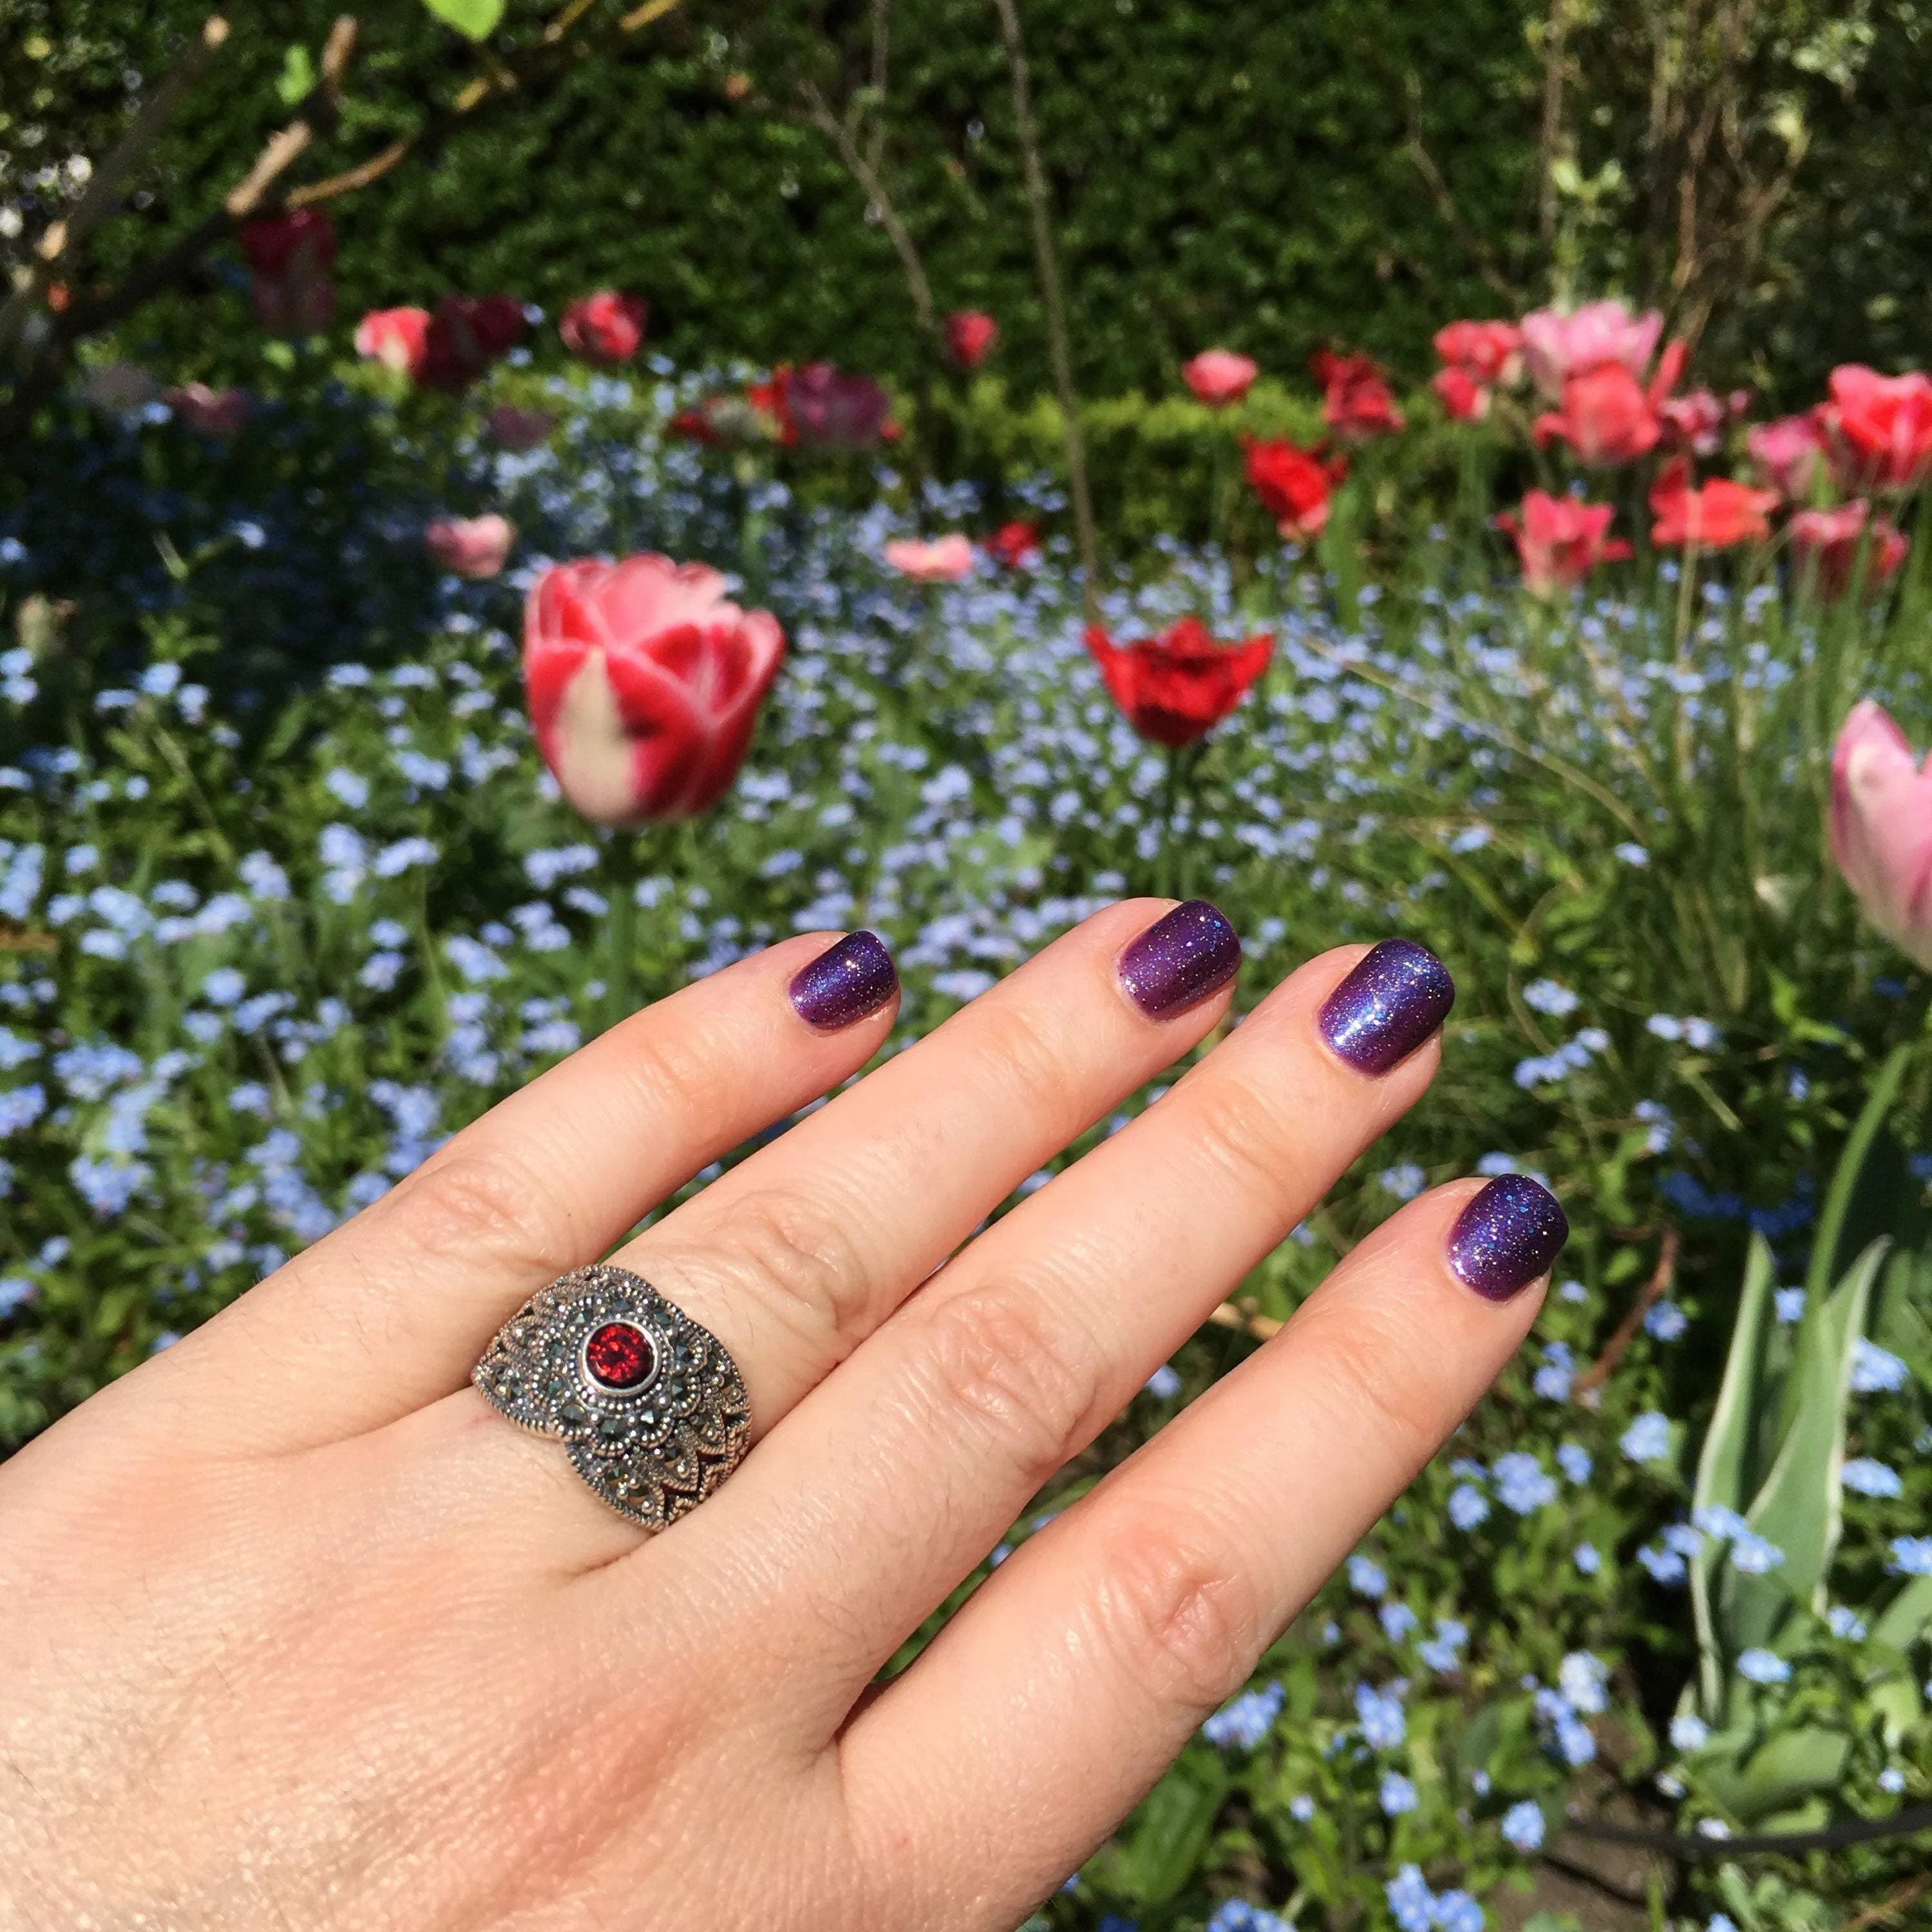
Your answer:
[241,209,336,337]
[1532,364,1665,467]
[484,402,556,451]
[1788,501,1908,601]
[1434,319,1523,388]
[1648,459,1778,549]
[945,311,999,370]
[1310,348,1404,442]
[417,294,527,393]
[1243,437,1341,540]
[1832,701,1932,967]
[425,513,516,580]
[1495,491,1631,598]
[1748,414,1828,500]
[1085,617,1272,747]
[1824,365,1932,493]
[1657,386,1728,456]
[524,554,785,824]
[1182,349,1259,407]
[984,520,1041,567]
[1519,299,1662,400]
[883,535,974,582]
[560,291,648,366]
[354,307,431,378]
[1432,366,1488,422]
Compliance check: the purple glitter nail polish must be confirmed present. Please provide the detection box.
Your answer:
[1117,900,1241,1021]
[1318,938,1455,1076]
[1446,1175,1569,1302]
[789,931,898,1032]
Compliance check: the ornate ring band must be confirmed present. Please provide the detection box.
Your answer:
[473,1265,751,1528]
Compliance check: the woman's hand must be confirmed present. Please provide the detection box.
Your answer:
[0,900,1561,1929]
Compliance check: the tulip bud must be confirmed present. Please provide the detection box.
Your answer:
[1831,701,1932,969]
[425,514,515,580]
[524,555,785,824]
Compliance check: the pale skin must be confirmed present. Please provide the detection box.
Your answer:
[0,902,1546,1929]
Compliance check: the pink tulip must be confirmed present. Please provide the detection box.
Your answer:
[484,403,556,451]
[424,514,516,580]
[1658,386,1727,456]
[1182,349,1259,407]
[560,292,648,366]
[165,382,249,435]
[1494,490,1631,597]
[524,555,786,824]
[1748,414,1827,500]
[1520,299,1663,400]
[355,307,431,377]
[884,535,974,582]
[1532,364,1663,466]
[1831,701,1932,968]
[1789,501,1908,601]
[1432,366,1488,422]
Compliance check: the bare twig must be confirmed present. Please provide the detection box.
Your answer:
[866,0,892,174]
[797,80,936,338]
[1537,0,1567,251]
[1567,1799,1932,1860]
[1403,79,1523,308]
[989,0,1101,622]
[0,15,231,363]
[1207,1302,1283,1343]
[1844,1872,1932,1932]
[224,15,357,219]
[1573,1227,1678,1398]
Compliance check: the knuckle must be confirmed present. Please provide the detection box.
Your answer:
[701,1183,877,1352]
[390,1149,566,1279]
[971,998,1080,1121]
[1300,1295,1445,1473]
[911,1280,1101,1495]
[1184,1074,1305,1209]
[1088,1509,1262,1714]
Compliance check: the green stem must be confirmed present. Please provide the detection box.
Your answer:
[605,830,641,1029]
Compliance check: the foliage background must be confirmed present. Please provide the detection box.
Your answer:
[4,0,1931,404]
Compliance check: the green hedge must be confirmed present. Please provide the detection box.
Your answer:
[5,0,1929,408]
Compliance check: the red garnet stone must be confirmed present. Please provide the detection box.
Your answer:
[584,1320,656,1391]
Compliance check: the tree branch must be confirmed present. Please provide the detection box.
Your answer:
[989,0,1101,621]
[1403,77,1523,308]
[1573,1227,1678,1400]
[0,15,231,365]
[797,80,936,338]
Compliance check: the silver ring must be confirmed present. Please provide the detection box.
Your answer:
[473,1265,750,1528]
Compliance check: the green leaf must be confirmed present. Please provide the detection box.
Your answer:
[1092,1759,1229,1904]
[1698,1725,1849,1827]
[276,44,316,107]
[1803,1041,1909,1303]
[1871,1573,1932,1654]
[1692,1232,1776,1711]
[421,0,507,42]
[1724,1239,1886,1667]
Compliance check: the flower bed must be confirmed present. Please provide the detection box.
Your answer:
[3,312,1931,1927]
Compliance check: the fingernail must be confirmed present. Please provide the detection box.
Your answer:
[1318,939,1455,1076]
[1446,1175,1569,1302]
[789,931,898,1032]
[1117,900,1241,1021]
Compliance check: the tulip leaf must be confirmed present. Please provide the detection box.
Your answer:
[1692,1231,1777,1712]
[1698,1724,1849,1828]
[1871,1574,1932,1655]
[421,0,506,41]
[1803,1042,1909,1303]
[1723,1238,1885,1665]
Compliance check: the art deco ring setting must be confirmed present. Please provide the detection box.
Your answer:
[473,1265,750,1528]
